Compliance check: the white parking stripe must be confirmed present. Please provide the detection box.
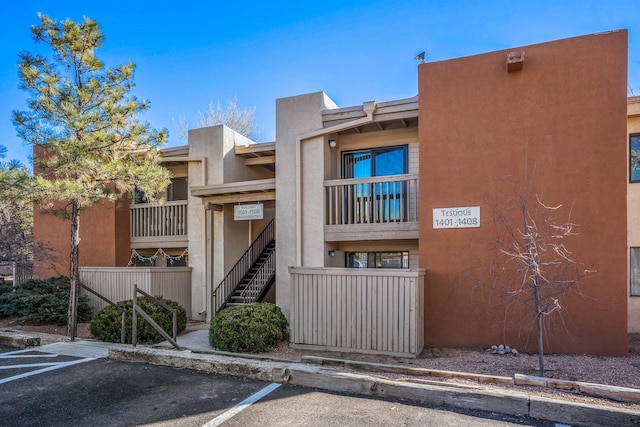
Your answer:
[0,353,59,358]
[0,357,95,384]
[0,362,59,369]
[202,382,281,427]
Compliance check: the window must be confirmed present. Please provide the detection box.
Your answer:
[631,248,640,296]
[134,177,188,204]
[166,254,187,267]
[342,145,407,179]
[342,145,408,223]
[167,177,188,201]
[346,251,409,269]
[134,257,155,267]
[630,134,640,182]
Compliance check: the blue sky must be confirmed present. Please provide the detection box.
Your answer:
[2,1,640,166]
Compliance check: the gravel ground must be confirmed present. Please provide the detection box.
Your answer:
[260,336,640,411]
[263,336,640,387]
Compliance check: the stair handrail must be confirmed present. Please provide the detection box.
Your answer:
[211,218,275,316]
[78,283,127,344]
[237,248,276,304]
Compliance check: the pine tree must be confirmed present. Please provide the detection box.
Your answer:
[13,14,172,339]
[0,146,33,264]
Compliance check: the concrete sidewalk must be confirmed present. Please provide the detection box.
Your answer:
[2,327,640,426]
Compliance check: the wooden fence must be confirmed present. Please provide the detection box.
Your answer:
[79,267,192,318]
[289,267,425,357]
[13,263,33,286]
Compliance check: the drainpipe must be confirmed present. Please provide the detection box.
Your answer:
[294,100,377,265]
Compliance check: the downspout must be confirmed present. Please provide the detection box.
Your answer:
[294,100,377,265]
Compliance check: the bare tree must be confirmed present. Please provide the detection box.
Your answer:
[482,181,595,376]
[174,97,263,141]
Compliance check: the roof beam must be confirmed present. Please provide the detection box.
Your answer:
[245,155,275,166]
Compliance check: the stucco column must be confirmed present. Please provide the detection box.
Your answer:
[275,92,337,319]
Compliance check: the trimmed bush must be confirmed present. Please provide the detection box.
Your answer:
[209,303,288,353]
[0,276,92,325]
[90,296,187,344]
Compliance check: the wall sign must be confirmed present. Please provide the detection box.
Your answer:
[433,206,480,229]
[234,203,263,221]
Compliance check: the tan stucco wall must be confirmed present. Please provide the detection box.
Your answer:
[628,97,640,332]
[419,31,628,355]
[187,124,276,320]
[275,92,337,318]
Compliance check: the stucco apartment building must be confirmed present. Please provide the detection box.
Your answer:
[34,30,632,357]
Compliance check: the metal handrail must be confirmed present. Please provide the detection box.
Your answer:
[78,283,126,344]
[237,248,276,304]
[211,218,275,316]
[131,284,181,349]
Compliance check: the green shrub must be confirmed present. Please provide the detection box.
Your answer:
[90,296,187,344]
[0,276,92,325]
[209,303,288,353]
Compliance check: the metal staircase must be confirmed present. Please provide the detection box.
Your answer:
[227,240,275,306]
[211,219,275,316]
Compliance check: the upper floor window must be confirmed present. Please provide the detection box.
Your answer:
[167,177,188,201]
[342,145,407,179]
[134,177,188,204]
[341,145,408,223]
[630,134,640,182]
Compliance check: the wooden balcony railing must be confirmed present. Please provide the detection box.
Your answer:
[130,200,188,239]
[324,174,418,225]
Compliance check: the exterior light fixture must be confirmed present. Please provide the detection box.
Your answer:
[328,139,337,148]
[328,250,335,257]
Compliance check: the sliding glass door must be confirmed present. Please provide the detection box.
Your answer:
[342,145,407,223]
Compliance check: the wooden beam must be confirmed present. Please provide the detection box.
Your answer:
[235,142,276,156]
[191,178,276,197]
[201,191,276,204]
[245,155,275,166]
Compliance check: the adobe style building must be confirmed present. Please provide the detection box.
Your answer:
[34,30,631,356]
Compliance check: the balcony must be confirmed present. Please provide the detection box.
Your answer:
[129,200,188,248]
[324,173,419,241]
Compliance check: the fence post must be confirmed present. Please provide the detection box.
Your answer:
[132,284,138,347]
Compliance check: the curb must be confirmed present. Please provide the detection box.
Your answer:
[0,329,41,348]
[109,347,640,427]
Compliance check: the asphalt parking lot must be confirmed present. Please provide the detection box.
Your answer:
[0,344,551,426]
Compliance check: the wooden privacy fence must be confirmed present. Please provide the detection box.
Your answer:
[289,267,425,357]
[79,267,192,318]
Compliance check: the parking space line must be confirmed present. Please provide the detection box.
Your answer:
[0,353,59,359]
[0,349,60,358]
[0,357,95,384]
[0,362,59,369]
[202,382,281,427]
